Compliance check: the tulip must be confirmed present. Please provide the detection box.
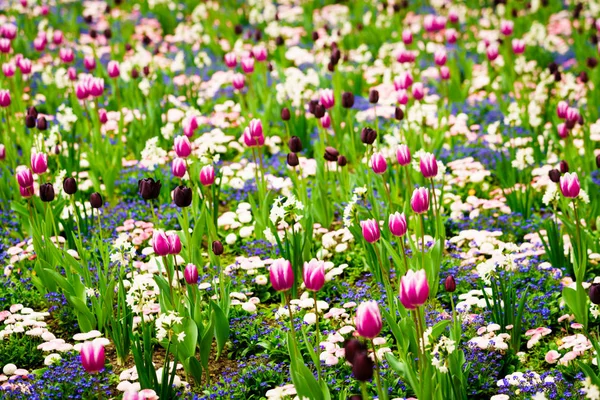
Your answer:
[320,113,331,129]
[361,127,377,145]
[123,389,159,400]
[33,36,46,52]
[423,15,436,32]
[243,120,265,147]
[80,341,105,373]
[183,115,198,137]
[75,82,89,100]
[212,240,224,255]
[590,284,600,305]
[397,89,408,105]
[446,29,458,44]
[224,52,237,68]
[500,20,514,36]
[2,24,16,40]
[107,60,120,78]
[419,152,438,178]
[560,160,569,174]
[352,352,374,382]
[168,233,181,255]
[548,169,560,183]
[68,67,77,81]
[434,16,447,30]
[19,185,34,198]
[152,230,171,256]
[360,219,380,243]
[557,123,568,138]
[2,63,15,77]
[434,49,447,66]
[440,66,450,80]
[559,172,580,198]
[199,165,215,186]
[36,116,48,131]
[52,30,63,45]
[59,48,74,63]
[98,109,108,124]
[83,55,96,71]
[63,177,78,195]
[0,90,11,107]
[342,91,355,108]
[394,71,413,90]
[402,29,413,45]
[174,136,192,158]
[400,269,430,309]
[370,152,387,174]
[512,39,525,54]
[138,178,161,200]
[355,301,382,338]
[303,259,325,292]
[17,58,31,74]
[90,192,103,208]
[0,144,5,160]
[253,46,267,61]
[171,157,187,178]
[288,136,303,153]
[319,89,335,109]
[344,339,367,364]
[232,73,245,90]
[388,212,407,237]
[241,57,254,73]
[269,258,294,292]
[397,49,413,63]
[324,146,339,162]
[0,38,11,54]
[88,77,104,97]
[444,275,456,293]
[412,82,424,100]
[487,44,499,61]
[31,152,48,174]
[16,168,34,188]
[411,187,430,214]
[556,101,569,119]
[448,9,459,23]
[39,183,55,202]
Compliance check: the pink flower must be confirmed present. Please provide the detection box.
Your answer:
[397,49,415,63]
[33,36,46,52]
[412,82,424,100]
[2,24,17,40]
[303,259,325,292]
[68,67,77,81]
[80,341,105,373]
[419,152,438,178]
[434,49,447,66]
[269,258,294,292]
[399,269,429,309]
[16,168,34,187]
[0,38,11,54]
[423,15,436,32]
[559,172,580,198]
[199,165,215,186]
[52,30,63,45]
[0,89,11,107]
[2,63,15,77]
[440,66,450,80]
[545,350,560,364]
[486,44,499,61]
[402,29,413,45]
[512,39,525,54]
[394,71,413,90]
[171,157,187,178]
[232,73,245,90]
[370,152,387,174]
[152,230,171,256]
[184,264,198,285]
[397,89,408,105]
[446,29,458,44]
[168,233,181,255]
[88,77,104,97]
[396,144,411,166]
[355,301,382,339]
[183,115,199,137]
[500,20,514,36]
[75,82,89,100]
[448,9,459,23]
[98,109,108,124]
[557,123,568,138]
[243,119,264,147]
[241,57,254,73]
[31,152,48,174]
[123,389,159,400]
[174,136,192,158]
[83,55,96,71]
[224,52,237,68]
[556,101,568,119]
[360,219,380,243]
[252,46,267,61]
[59,48,74,63]
[388,212,407,237]
[411,187,429,214]
[320,89,335,109]
[107,61,120,78]
[20,185,34,198]
[321,113,331,129]
[17,58,31,74]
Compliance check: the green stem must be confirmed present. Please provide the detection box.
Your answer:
[370,339,384,400]
[313,290,321,381]
[360,381,370,400]
[419,214,426,272]
[285,294,299,357]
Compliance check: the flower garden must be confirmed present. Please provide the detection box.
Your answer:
[1,0,600,399]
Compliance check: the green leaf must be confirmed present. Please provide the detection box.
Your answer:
[186,356,203,386]
[211,302,229,359]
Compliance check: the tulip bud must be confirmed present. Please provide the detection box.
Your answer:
[173,185,192,207]
[511,38,525,54]
[343,339,367,364]
[39,183,55,202]
[224,52,237,68]
[107,60,120,78]
[419,153,438,178]
[370,152,387,174]
[596,154,600,169]
[590,284,600,305]
[434,49,447,66]
[241,57,254,73]
[31,152,48,174]
[440,66,450,80]
[269,258,294,292]
[559,160,569,174]
[171,158,187,178]
[342,92,355,108]
[360,219,380,243]
[352,352,374,382]
[411,187,430,214]
[168,233,181,255]
[0,90,11,108]
[559,172,580,198]
[369,89,379,104]
[400,269,430,309]
[402,29,413,45]
[281,107,291,121]
[63,177,78,195]
[25,115,36,128]
[321,113,331,129]
[388,212,407,237]
[212,240,224,256]
[303,259,325,292]
[337,155,347,167]
[360,127,377,145]
[288,136,302,153]
[395,107,404,120]
[355,301,382,338]
[319,89,335,109]
[412,82,424,100]
[98,109,108,124]
[174,136,192,158]
[16,168,34,188]
[548,169,560,183]
[486,44,499,61]
[80,341,105,373]
[0,144,5,161]
[20,185,34,198]
[36,116,48,131]
[397,89,408,105]
[232,73,245,90]
[287,153,299,167]
[396,145,411,166]
[444,275,456,293]
[556,101,568,119]
[500,20,514,36]
[184,264,198,285]
[200,165,215,186]
[324,147,339,162]
[314,103,325,118]
[90,192,103,208]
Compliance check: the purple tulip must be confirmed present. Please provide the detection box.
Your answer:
[269,258,294,292]
[360,219,380,243]
[320,113,331,129]
[419,152,438,178]
[370,152,387,174]
[152,230,171,256]
[303,259,325,292]
[199,165,215,186]
[31,152,48,174]
[355,301,382,339]
[80,341,105,373]
[400,269,430,309]
[388,212,407,237]
[559,172,580,198]
[411,187,430,214]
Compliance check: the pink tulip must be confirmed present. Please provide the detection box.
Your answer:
[168,233,181,255]
[512,39,525,54]
[412,82,424,100]
[360,219,380,243]
[566,107,580,123]
[184,264,198,285]
[183,115,199,137]
[434,16,447,30]
[559,172,580,198]
[152,230,171,256]
[423,15,436,32]
[0,90,11,107]
[68,67,77,81]
[253,46,267,61]
[419,153,438,178]
[394,71,413,90]
[52,30,63,45]
[396,145,411,166]
[243,119,264,147]
[446,29,458,44]
[402,29,413,45]
[269,258,294,292]
[2,24,17,40]
[320,113,331,129]
[487,44,499,61]
[84,55,96,71]
[0,38,11,54]
[31,152,48,174]
[18,58,32,74]
[88,77,104,97]
[232,73,245,90]
[80,341,105,373]
[199,165,215,186]
[75,82,89,100]
[500,20,514,36]
[411,187,430,214]
[355,301,382,339]
[371,152,387,174]
[303,259,325,292]
[98,109,108,124]
[224,52,237,68]
[174,136,192,158]
[59,47,74,63]
[397,89,408,105]
[400,269,430,309]
[2,63,15,77]
[397,49,415,63]
[107,61,120,78]
[434,49,447,66]
[20,185,34,198]
[241,57,254,73]
[320,89,335,109]
[171,158,187,178]
[389,212,407,237]
[556,101,568,119]
[33,36,46,52]
[440,66,450,80]
[557,123,569,138]
[0,144,5,160]
[448,9,459,23]
[123,389,159,400]
[16,168,34,187]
